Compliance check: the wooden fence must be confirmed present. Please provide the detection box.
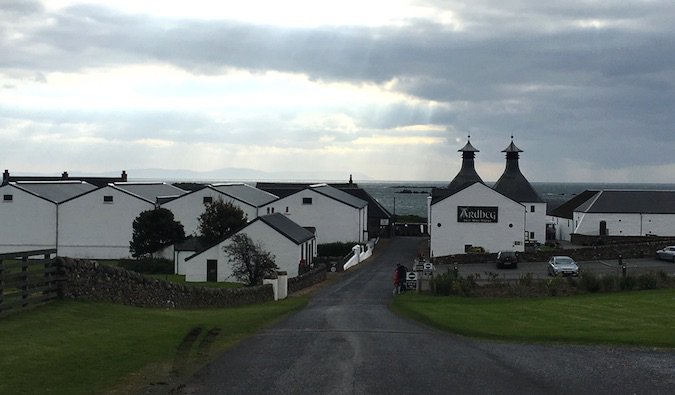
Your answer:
[0,249,59,317]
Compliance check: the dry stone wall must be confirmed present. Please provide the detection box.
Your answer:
[288,264,327,294]
[58,257,274,308]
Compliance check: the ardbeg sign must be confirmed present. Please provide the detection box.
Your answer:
[457,206,498,223]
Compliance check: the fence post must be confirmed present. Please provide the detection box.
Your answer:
[21,256,29,308]
[0,259,4,312]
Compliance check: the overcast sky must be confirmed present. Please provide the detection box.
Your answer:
[2,0,675,183]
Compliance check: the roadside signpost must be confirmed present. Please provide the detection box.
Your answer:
[405,272,417,291]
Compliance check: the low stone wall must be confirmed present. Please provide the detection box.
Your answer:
[288,264,327,294]
[58,258,274,309]
[433,239,675,265]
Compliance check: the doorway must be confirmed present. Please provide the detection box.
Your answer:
[207,259,217,282]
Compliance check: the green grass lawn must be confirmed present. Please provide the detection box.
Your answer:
[0,297,308,394]
[392,289,675,347]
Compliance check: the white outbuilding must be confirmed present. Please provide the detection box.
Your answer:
[57,182,187,259]
[0,181,97,253]
[552,190,675,239]
[260,184,368,244]
[183,213,316,282]
[161,183,278,236]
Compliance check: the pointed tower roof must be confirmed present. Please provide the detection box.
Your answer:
[446,135,484,194]
[493,137,543,203]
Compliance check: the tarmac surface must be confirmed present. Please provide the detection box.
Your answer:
[180,237,675,395]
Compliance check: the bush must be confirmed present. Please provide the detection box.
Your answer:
[619,275,636,291]
[579,272,601,293]
[636,272,659,290]
[118,257,174,274]
[432,272,455,296]
[317,242,356,257]
[600,275,618,293]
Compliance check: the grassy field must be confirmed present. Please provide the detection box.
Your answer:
[392,289,675,347]
[0,297,308,394]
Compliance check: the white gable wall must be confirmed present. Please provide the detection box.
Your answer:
[573,212,675,237]
[524,202,547,243]
[261,189,366,244]
[162,189,257,237]
[547,216,574,242]
[430,183,525,257]
[58,187,155,259]
[184,219,315,282]
[0,184,57,253]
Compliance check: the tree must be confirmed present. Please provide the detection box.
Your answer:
[223,233,278,286]
[129,208,186,258]
[197,198,247,243]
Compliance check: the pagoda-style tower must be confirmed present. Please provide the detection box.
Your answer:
[493,138,543,203]
[446,137,484,194]
[493,137,546,244]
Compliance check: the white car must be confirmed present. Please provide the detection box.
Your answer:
[656,246,675,262]
[548,256,579,277]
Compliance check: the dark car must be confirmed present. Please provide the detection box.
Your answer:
[496,251,518,269]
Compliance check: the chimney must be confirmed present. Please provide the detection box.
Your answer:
[2,169,9,184]
[121,170,127,182]
[62,171,69,179]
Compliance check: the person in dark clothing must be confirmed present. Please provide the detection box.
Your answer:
[397,264,407,292]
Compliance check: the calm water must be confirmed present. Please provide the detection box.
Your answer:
[361,181,675,218]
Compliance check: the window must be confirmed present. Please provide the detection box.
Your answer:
[302,197,312,205]
[266,207,270,214]
[203,196,213,204]
[271,207,275,213]
[3,194,13,202]
[103,195,113,203]
[530,205,535,213]
[285,206,289,213]
[530,232,535,239]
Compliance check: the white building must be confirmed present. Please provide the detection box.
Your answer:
[553,190,675,238]
[428,138,534,257]
[161,183,278,236]
[0,181,96,253]
[58,182,186,259]
[430,182,526,257]
[260,184,368,244]
[184,213,316,282]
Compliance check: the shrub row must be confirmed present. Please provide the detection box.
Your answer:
[430,271,675,297]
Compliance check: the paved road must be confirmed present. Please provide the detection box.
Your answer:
[181,237,675,394]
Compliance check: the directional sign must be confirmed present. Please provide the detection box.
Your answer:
[423,262,434,276]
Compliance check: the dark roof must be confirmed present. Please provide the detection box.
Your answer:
[311,185,367,208]
[112,182,187,202]
[340,188,391,219]
[446,140,484,194]
[2,170,127,188]
[256,182,367,209]
[492,144,543,203]
[259,213,315,244]
[210,183,278,207]
[10,181,98,203]
[575,190,675,214]
[548,190,599,218]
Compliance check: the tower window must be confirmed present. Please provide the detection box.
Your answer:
[3,194,13,202]
[103,195,113,203]
[302,197,312,205]
[203,196,213,204]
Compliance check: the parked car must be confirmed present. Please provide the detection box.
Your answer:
[547,256,579,277]
[496,250,518,269]
[466,246,486,254]
[656,246,675,262]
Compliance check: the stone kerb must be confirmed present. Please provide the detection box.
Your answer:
[57,257,274,309]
